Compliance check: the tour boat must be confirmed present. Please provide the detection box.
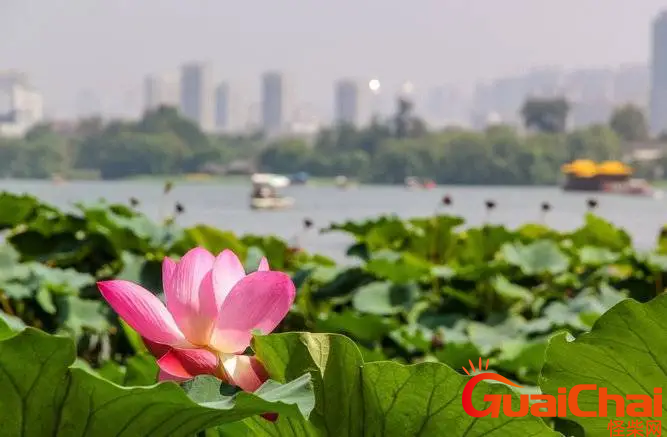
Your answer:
[423,179,437,189]
[405,177,421,189]
[561,160,660,198]
[250,174,295,210]
[335,175,358,189]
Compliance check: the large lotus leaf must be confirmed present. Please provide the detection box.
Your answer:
[29,263,96,294]
[82,352,157,387]
[0,245,34,298]
[491,275,534,304]
[254,332,366,436]
[324,216,397,240]
[0,326,314,437]
[524,285,627,334]
[540,295,667,437]
[254,332,558,437]
[361,361,557,437]
[467,317,528,355]
[312,267,375,300]
[185,374,314,418]
[0,193,39,228]
[364,250,431,284]
[455,225,514,266]
[364,218,413,251]
[124,352,160,386]
[80,203,166,253]
[405,215,464,260]
[501,240,569,276]
[352,281,419,315]
[314,310,397,342]
[389,323,434,354]
[569,214,632,251]
[434,341,482,371]
[494,339,549,384]
[516,223,560,241]
[55,295,112,336]
[115,251,163,294]
[578,246,620,266]
[194,374,318,437]
[208,416,321,437]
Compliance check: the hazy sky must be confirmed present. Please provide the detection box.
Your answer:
[2,0,667,118]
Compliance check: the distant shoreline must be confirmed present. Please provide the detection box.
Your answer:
[118,174,340,186]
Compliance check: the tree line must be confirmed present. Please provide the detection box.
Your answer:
[0,97,658,184]
[260,98,655,184]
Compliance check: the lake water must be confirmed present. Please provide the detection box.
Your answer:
[1,180,665,260]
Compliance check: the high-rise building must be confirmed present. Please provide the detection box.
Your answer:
[334,79,360,126]
[0,71,44,137]
[650,11,667,135]
[215,83,230,131]
[261,71,290,135]
[179,63,213,131]
[144,73,179,112]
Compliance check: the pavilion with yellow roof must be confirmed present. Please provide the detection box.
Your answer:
[561,159,633,191]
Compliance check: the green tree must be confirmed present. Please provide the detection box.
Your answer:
[392,98,427,139]
[258,139,312,174]
[565,125,621,161]
[520,97,570,133]
[609,104,649,142]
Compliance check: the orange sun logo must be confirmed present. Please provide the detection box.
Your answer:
[462,357,489,375]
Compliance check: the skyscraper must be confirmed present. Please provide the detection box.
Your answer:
[261,72,290,135]
[214,82,246,133]
[334,80,360,126]
[0,71,44,137]
[650,11,667,135]
[215,83,230,131]
[144,73,179,112]
[179,63,213,131]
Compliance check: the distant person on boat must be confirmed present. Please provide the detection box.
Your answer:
[251,185,271,198]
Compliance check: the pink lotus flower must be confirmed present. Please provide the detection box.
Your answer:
[97,248,295,392]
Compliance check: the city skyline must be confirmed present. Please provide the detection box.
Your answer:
[139,61,649,133]
[1,0,666,118]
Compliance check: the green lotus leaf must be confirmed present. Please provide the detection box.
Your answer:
[0,324,314,437]
[540,294,667,437]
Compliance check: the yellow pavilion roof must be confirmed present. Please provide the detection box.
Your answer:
[561,160,632,177]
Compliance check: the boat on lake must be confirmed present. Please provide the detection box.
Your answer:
[405,177,436,190]
[561,160,659,198]
[335,175,358,189]
[250,173,295,210]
